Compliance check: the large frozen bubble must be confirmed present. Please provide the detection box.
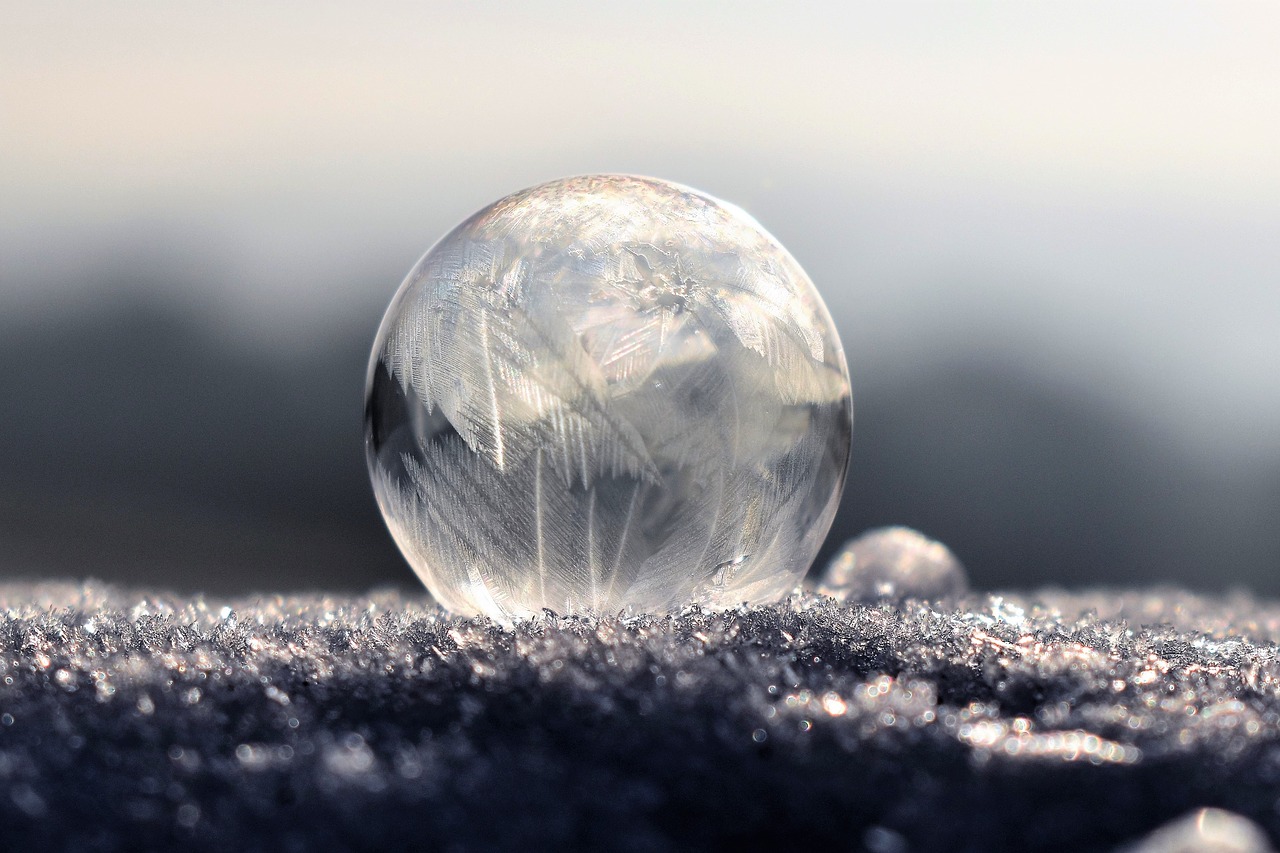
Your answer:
[365,175,852,620]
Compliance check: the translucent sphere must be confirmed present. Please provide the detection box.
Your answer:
[817,527,967,603]
[365,175,851,620]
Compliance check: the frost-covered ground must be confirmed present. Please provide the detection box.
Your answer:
[0,581,1278,852]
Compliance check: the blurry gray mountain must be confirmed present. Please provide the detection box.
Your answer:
[0,291,1276,595]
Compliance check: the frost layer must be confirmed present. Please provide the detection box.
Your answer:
[3,582,1280,851]
[365,175,852,619]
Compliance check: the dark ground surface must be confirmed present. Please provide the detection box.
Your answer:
[2,582,1280,851]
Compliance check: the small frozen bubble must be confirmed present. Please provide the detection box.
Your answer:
[1123,808,1275,853]
[817,526,967,602]
[365,175,851,620]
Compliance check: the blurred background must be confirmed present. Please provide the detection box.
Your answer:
[2,2,1277,595]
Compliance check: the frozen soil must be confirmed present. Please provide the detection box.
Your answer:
[1,582,1278,851]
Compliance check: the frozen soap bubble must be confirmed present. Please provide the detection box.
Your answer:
[818,527,967,603]
[365,175,851,620]
[1122,808,1275,853]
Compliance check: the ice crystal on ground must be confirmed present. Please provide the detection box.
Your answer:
[2,581,1280,850]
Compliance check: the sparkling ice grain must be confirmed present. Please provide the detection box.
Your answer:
[365,175,851,619]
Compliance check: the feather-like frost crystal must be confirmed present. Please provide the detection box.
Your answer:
[365,175,852,620]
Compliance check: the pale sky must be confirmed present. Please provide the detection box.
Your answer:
[5,3,1279,207]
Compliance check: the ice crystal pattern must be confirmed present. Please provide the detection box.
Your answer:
[365,175,852,619]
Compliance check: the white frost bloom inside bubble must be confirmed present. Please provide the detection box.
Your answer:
[364,175,852,620]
